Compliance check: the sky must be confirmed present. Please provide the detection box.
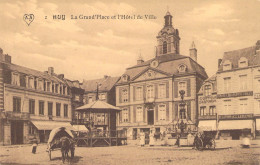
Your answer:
[0,0,260,81]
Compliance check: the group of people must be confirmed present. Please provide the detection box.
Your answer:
[139,130,156,147]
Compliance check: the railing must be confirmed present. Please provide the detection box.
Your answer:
[76,130,127,138]
[198,114,217,120]
[71,119,108,126]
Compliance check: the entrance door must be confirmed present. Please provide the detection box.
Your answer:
[11,121,24,144]
[147,110,154,125]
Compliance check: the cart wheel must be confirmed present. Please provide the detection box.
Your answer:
[48,150,51,160]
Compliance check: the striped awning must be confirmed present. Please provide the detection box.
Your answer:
[198,120,217,131]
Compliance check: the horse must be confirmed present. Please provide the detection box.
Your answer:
[60,137,75,163]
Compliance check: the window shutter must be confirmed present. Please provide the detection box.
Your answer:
[143,85,146,100]
[166,102,169,121]
[143,106,145,122]
[155,104,158,122]
[187,79,191,97]
[119,88,122,103]
[119,111,122,123]
[175,103,178,119]
[133,106,136,123]
[187,101,191,120]
[166,82,169,98]
[174,81,178,98]
[133,86,135,101]
[155,84,158,99]
[128,108,131,123]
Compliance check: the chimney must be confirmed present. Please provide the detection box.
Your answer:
[48,67,54,75]
[104,75,108,79]
[0,48,3,61]
[137,54,144,65]
[218,59,222,67]
[189,41,197,62]
[4,54,11,63]
[58,74,64,79]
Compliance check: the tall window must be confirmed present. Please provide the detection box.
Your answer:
[136,106,143,122]
[122,108,129,122]
[136,86,143,100]
[163,41,167,54]
[88,96,94,103]
[239,75,247,90]
[122,89,129,102]
[39,101,44,115]
[13,97,21,113]
[38,79,44,90]
[178,82,186,96]
[47,82,51,92]
[239,99,247,114]
[224,100,231,111]
[56,103,61,116]
[146,85,154,99]
[64,104,68,117]
[200,106,206,116]
[158,84,166,98]
[12,73,20,86]
[204,85,211,96]
[224,77,231,92]
[158,104,166,120]
[48,102,53,116]
[209,106,216,115]
[29,99,35,114]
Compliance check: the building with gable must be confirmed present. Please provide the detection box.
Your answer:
[0,50,74,145]
[115,11,208,143]
[216,40,260,140]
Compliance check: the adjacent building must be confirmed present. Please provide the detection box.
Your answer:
[216,40,260,140]
[197,75,217,135]
[115,11,208,143]
[0,50,73,145]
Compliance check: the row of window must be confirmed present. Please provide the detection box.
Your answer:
[223,75,248,92]
[13,97,69,117]
[86,93,106,103]
[121,81,187,102]
[199,106,216,116]
[11,72,70,95]
[223,99,248,112]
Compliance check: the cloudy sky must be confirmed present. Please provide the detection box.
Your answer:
[0,0,260,81]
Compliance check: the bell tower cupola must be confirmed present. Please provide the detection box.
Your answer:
[156,11,180,56]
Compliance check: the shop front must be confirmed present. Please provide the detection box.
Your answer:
[198,120,217,137]
[218,120,254,140]
[256,118,260,139]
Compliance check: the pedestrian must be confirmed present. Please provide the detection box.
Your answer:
[139,130,145,147]
[32,137,38,154]
[149,130,155,146]
[175,134,180,147]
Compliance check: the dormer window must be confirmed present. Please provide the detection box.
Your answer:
[150,60,159,68]
[28,76,34,88]
[238,57,248,68]
[122,74,129,82]
[204,84,211,96]
[178,64,187,73]
[223,60,232,71]
[12,72,20,86]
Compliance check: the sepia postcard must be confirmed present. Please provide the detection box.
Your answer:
[0,0,260,164]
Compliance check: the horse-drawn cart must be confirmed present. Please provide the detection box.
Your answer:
[194,133,216,150]
[47,127,75,162]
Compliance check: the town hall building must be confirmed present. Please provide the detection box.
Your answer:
[115,11,208,144]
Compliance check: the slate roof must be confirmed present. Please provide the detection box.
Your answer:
[118,53,208,84]
[218,41,260,71]
[81,76,119,93]
[5,62,68,84]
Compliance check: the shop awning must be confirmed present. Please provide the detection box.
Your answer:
[256,119,260,130]
[198,120,217,131]
[31,120,75,131]
[72,125,89,132]
[218,120,253,130]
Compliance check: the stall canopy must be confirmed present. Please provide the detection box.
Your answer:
[218,120,253,130]
[31,120,75,131]
[76,100,121,112]
[72,125,89,132]
[198,120,217,131]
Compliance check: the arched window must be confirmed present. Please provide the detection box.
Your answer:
[163,41,167,54]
